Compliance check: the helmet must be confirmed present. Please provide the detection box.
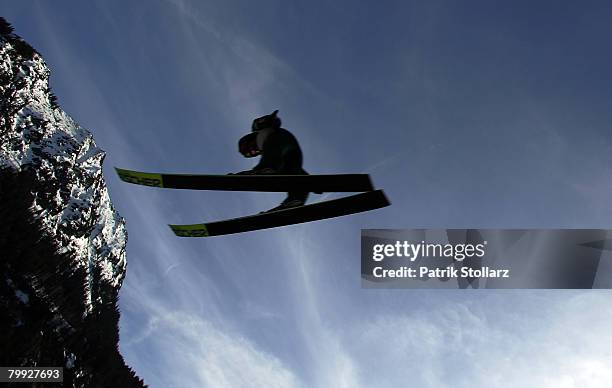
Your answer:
[252,110,281,131]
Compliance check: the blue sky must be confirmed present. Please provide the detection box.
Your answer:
[5,1,612,386]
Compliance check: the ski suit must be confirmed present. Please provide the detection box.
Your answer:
[239,127,309,205]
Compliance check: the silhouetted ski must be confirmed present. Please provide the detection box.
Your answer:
[115,167,374,193]
[169,190,390,237]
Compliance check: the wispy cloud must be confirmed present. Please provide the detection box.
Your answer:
[122,306,300,388]
[345,292,612,388]
[273,228,362,387]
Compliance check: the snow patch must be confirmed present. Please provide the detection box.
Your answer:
[1,30,127,314]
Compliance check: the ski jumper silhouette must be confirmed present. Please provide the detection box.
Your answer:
[235,110,311,212]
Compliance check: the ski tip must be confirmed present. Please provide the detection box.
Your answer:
[115,167,164,188]
[169,223,209,238]
[115,167,128,182]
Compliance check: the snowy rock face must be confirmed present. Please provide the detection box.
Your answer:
[0,20,127,309]
[0,18,144,387]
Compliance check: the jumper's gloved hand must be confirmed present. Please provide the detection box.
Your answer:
[239,133,261,158]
